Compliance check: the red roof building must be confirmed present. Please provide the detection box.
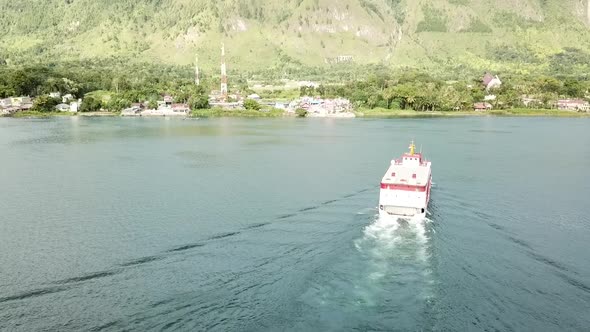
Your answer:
[473,102,493,111]
[556,99,590,111]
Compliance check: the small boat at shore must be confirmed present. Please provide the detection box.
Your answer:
[379,141,432,219]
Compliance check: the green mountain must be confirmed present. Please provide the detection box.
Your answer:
[1,0,590,75]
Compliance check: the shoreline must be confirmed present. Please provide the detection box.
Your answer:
[355,107,590,118]
[4,109,590,119]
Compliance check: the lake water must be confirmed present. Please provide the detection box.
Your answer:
[0,117,589,331]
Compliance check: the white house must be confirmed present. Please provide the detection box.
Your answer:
[55,103,70,112]
[483,73,502,91]
[70,100,80,113]
[62,94,74,103]
[0,98,11,108]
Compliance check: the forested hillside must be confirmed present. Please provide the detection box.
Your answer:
[1,0,590,75]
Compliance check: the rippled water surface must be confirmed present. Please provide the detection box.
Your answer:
[1,117,589,331]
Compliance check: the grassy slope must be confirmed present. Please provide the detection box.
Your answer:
[0,0,589,73]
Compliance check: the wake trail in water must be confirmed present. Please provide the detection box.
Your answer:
[0,186,376,305]
[291,212,437,330]
[353,214,435,316]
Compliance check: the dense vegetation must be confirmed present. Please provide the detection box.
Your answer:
[0,60,212,112]
[303,72,589,112]
[2,59,588,114]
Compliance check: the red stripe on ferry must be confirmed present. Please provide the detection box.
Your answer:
[380,183,427,192]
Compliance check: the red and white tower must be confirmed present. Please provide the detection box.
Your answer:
[220,43,228,99]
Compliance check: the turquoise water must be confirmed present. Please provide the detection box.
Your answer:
[0,117,589,331]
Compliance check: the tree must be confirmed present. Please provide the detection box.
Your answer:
[9,69,41,96]
[175,89,191,103]
[106,96,131,111]
[562,79,585,98]
[393,83,419,109]
[79,96,101,112]
[147,99,158,110]
[31,95,59,112]
[495,84,520,109]
[0,83,15,98]
[536,76,561,93]
[470,87,485,103]
[367,94,379,109]
[541,92,558,109]
[295,108,308,117]
[439,85,462,111]
[300,86,314,96]
[244,98,261,110]
[189,94,209,109]
[382,87,396,109]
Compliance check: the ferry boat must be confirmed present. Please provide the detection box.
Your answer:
[379,141,432,219]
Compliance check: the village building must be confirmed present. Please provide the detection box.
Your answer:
[482,72,502,91]
[473,102,493,111]
[55,103,70,112]
[69,101,80,113]
[62,94,74,103]
[171,103,190,113]
[49,92,61,99]
[556,99,590,112]
[10,96,32,106]
[210,101,243,110]
[121,105,142,116]
[128,95,190,116]
[274,102,287,110]
[288,96,354,118]
[19,104,34,111]
[2,107,20,115]
[0,98,12,108]
[8,96,34,112]
[521,96,541,108]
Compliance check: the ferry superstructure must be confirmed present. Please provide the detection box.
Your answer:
[379,141,432,218]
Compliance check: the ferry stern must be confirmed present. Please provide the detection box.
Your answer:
[379,141,432,219]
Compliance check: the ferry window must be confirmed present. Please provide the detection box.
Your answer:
[412,174,416,179]
[391,172,396,176]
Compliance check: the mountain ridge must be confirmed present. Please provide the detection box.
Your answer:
[1,0,589,74]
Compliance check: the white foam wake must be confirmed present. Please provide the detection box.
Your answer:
[352,213,434,305]
[358,213,431,256]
